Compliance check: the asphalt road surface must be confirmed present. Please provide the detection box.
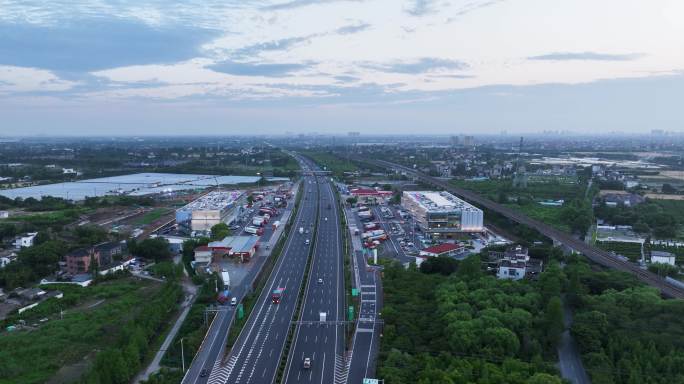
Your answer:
[282,180,345,384]
[206,175,320,384]
[182,187,299,384]
[347,248,382,384]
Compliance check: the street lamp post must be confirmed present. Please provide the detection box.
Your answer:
[181,337,185,373]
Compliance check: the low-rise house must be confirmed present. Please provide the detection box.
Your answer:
[0,210,9,219]
[94,241,124,266]
[603,193,644,207]
[12,288,64,315]
[496,245,531,281]
[497,259,527,280]
[194,245,213,264]
[14,232,38,249]
[651,251,676,266]
[65,248,101,275]
[0,250,17,268]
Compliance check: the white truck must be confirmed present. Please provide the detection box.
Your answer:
[221,270,231,289]
[319,312,327,322]
[362,229,386,240]
[245,226,264,235]
[299,227,304,235]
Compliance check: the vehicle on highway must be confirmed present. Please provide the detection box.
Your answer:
[272,287,284,304]
[324,217,328,221]
[299,226,304,234]
[245,225,264,235]
[317,278,323,284]
[217,289,231,305]
[305,239,310,245]
[303,357,311,369]
[231,297,238,306]
[200,369,208,377]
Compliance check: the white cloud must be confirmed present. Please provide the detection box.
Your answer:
[0,65,77,93]
[1,0,684,104]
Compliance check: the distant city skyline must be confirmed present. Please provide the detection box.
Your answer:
[1,0,683,135]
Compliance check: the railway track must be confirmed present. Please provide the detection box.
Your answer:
[374,159,684,299]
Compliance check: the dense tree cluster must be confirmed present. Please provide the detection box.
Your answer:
[378,256,564,383]
[566,258,684,384]
[595,200,682,238]
[0,240,67,289]
[128,237,171,263]
[0,195,74,211]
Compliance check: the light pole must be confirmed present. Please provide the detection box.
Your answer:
[180,338,185,373]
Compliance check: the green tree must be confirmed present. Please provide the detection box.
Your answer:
[420,256,459,275]
[456,254,482,280]
[537,263,564,305]
[543,297,564,350]
[647,262,679,277]
[527,373,563,384]
[130,238,170,262]
[210,222,230,240]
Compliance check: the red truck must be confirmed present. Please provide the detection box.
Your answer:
[272,287,284,304]
[217,289,231,305]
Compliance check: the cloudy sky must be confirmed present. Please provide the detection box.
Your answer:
[1,0,683,136]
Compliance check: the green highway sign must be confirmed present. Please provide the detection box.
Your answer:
[363,379,379,384]
[351,288,359,297]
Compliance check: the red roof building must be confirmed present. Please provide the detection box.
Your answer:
[419,243,462,257]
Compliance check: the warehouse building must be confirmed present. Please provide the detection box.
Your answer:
[401,191,484,237]
[176,190,246,232]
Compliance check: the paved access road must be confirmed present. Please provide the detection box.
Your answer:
[346,235,382,384]
[205,176,319,384]
[283,179,346,384]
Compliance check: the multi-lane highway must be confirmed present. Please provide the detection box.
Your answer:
[205,175,318,384]
[374,159,684,299]
[283,178,345,384]
[183,153,382,384]
[182,188,298,384]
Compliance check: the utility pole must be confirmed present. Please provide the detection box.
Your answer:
[181,338,185,373]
